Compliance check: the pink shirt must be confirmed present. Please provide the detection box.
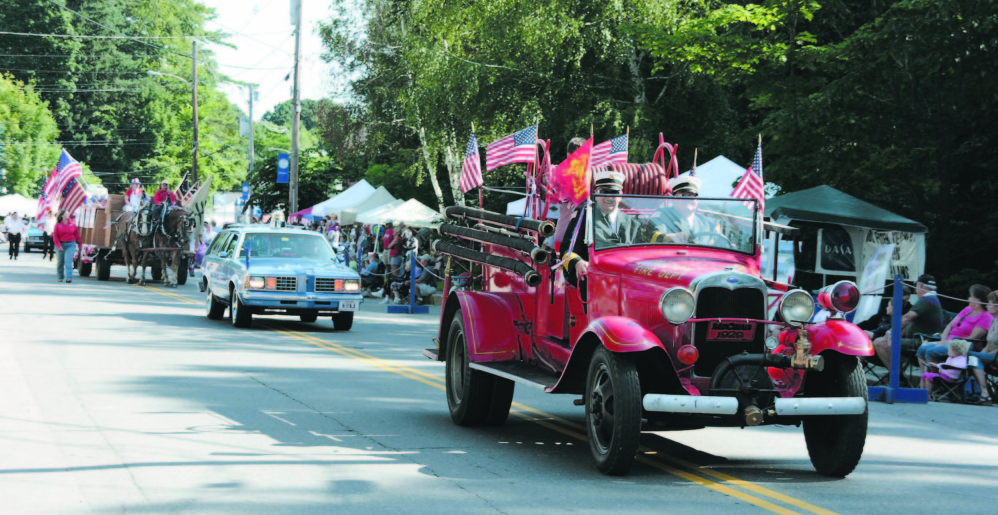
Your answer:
[939,355,967,381]
[949,306,993,339]
[53,221,81,246]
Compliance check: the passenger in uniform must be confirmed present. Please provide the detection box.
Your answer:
[560,170,638,286]
[650,173,726,246]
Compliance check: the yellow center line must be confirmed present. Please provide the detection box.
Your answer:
[134,284,836,515]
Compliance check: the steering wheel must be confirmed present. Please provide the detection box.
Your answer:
[692,231,733,247]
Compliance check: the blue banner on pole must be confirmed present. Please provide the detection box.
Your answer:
[277,153,289,184]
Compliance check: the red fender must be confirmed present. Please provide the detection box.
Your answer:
[583,316,666,353]
[446,291,524,362]
[805,320,874,357]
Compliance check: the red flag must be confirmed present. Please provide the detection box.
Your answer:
[551,137,593,205]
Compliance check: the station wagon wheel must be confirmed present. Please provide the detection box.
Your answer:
[230,289,253,328]
[205,285,225,320]
[445,314,514,426]
[802,354,868,477]
[585,346,641,475]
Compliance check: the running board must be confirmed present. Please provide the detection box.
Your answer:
[422,348,441,361]
[469,361,560,391]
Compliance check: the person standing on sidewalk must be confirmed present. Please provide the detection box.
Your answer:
[5,211,26,260]
[53,210,82,283]
[42,208,57,261]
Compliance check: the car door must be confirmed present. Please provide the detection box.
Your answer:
[204,232,232,294]
[220,233,242,290]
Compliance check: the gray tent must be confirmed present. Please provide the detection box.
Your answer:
[765,185,926,233]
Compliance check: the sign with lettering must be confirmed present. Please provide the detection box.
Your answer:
[707,321,757,341]
[817,226,856,274]
[862,230,919,281]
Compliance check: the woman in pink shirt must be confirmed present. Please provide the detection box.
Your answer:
[53,210,82,283]
[917,284,993,370]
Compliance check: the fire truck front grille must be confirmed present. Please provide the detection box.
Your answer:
[693,287,766,376]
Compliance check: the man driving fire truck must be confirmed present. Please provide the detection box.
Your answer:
[560,170,637,286]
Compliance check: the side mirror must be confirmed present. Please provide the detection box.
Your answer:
[219,251,229,258]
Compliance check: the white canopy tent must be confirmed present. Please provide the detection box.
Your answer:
[340,186,396,224]
[505,198,560,219]
[310,180,376,218]
[0,194,39,217]
[357,199,443,228]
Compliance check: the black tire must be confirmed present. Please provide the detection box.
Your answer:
[176,257,188,285]
[802,354,869,477]
[444,316,515,426]
[300,314,318,323]
[332,312,354,330]
[79,261,93,277]
[230,289,253,328]
[96,255,111,281]
[585,346,642,476]
[206,285,225,320]
[151,266,163,282]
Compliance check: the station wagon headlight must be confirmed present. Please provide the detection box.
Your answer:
[247,276,266,289]
[344,280,360,291]
[779,290,815,326]
[660,287,695,325]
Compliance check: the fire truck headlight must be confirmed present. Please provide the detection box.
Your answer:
[660,288,695,325]
[780,290,815,326]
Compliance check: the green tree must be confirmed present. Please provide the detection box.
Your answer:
[0,76,61,195]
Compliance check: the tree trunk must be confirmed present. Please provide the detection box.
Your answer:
[418,126,447,213]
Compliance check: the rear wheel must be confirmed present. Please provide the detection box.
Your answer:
[96,255,111,281]
[230,289,253,328]
[300,314,318,323]
[205,285,225,320]
[151,266,163,282]
[79,261,93,277]
[332,312,354,330]
[444,315,514,426]
[802,354,868,477]
[585,346,642,476]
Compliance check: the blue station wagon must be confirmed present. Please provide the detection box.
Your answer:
[200,226,363,329]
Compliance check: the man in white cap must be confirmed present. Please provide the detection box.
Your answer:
[651,172,722,245]
[560,170,640,284]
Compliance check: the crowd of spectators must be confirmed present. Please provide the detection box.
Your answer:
[862,274,997,405]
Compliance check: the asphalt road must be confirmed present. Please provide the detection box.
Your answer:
[1,253,996,514]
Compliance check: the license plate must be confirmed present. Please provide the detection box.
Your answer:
[707,321,756,341]
[339,301,358,312]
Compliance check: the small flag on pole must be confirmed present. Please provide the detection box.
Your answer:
[486,125,537,172]
[590,134,628,168]
[732,142,765,212]
[459,132,483,193]
[36,167,59,221]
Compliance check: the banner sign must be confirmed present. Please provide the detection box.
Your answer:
[853,243,895,325]
[817,226,856,274]
[862,230,919,280]
[277,153,289,184]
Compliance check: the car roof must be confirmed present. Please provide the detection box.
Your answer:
[227,226,317,236]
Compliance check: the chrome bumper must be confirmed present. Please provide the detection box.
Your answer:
[642,394,867,416]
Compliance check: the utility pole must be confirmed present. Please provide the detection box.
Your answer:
[192,40,199,184]
[247,84,255,174]
[289,0,302,215]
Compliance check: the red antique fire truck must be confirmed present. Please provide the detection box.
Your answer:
[425,139,872,477]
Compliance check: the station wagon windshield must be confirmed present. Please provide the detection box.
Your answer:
[236,233,335,260]
[592,195,757,254]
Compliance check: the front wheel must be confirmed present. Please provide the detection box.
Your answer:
[585,346,642,476]
[332,312,354,330]
[802,354,868,477]
[300,314,318,323]
[176,257,188,285]
[445,315,514,426]
[79,261,93,277]
[230,290,253,328]
[96,255,111,281]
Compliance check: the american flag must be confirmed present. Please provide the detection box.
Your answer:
[590,134,628,167]
[36,167,59,220]
[60,176,87,215]
[52,150,83,196]
[732,142,764,212]
[459,132,483,193]
[486,125,537,172]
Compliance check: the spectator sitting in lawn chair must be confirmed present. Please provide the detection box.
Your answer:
[361,252,386,293]
[872,274,946,374]
[920,339,971,402]
[916,284,993,373]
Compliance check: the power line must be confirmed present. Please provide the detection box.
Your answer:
[0,30,196,39]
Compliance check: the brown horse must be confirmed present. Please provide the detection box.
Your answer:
[140,206,191,287]
[111,210,153,284]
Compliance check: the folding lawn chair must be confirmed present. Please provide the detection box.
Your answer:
[928,364,973,403]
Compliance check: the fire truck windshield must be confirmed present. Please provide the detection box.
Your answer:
[591,195,758,254]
